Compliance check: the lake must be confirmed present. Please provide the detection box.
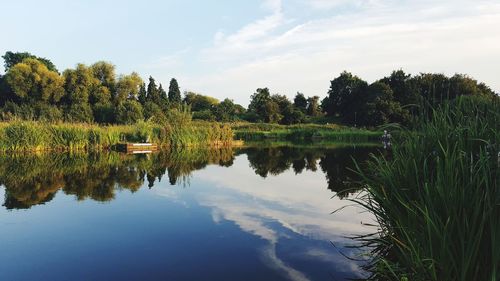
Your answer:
[0,144,379,281]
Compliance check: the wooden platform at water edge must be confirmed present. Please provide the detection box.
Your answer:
[116,143,159,154]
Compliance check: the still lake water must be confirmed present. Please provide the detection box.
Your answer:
[0,145,379,281]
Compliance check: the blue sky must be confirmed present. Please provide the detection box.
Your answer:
[2,0,499,105]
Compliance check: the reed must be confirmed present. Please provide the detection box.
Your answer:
[0,120,234,151]
[232,122,381,142]
[354,95,499,281]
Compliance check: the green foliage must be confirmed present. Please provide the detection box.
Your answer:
[192,109,216,121]
[90,61,116,90]
[325,71,368,122]
[5,58,65,104]
[213,98,238,122]
[146,76,161,105]
[168,78,182,105]
[116,100,144,124]
[115,72,143,104]
[232,122,381,142]
[184,91,219,112]
[64,103,94,123]
[92,103,115,124]
[143,101,167,123]
[294,92,308,113]
[2,51,58,72]
[37,104,63,122]
[360,82,410,126]
[306,96,321,116]
[354,96,500,281]
[0,120,235,151]
[138,83,147,105]
[62,64,95,105]
[248,88,283,123]
[1,51,497,129]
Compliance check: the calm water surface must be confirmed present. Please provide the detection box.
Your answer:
[0,145,379,281]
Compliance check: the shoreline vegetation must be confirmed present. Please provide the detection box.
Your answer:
[0,121,234,151]
[355,95,499,281]
[0,120,381,152]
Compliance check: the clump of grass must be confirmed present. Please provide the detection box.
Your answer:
[232,122,381,142]
[354,95,499,281]
[0,120,235,151]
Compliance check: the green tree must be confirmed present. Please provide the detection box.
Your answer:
[90,61,116,90]
[360,82,409,126]
[325,71,368,124]
[213,98,237,122]
[2,51,58,72]
[93,103,115,124]
[146,76,160,104]
[116,100,144,124]
[158,84,169,110]
[380,70,419,106]
[5,58,65,104]
[293,92,307,113]
[65,103,94,123]
[143,101,167,123]
[168,78,182,105]
[248,88,282,123]
[281,104,304,125]
[306,96,321,116]
[89,61,115,106]
[184,92,219,112]
[63,63,96,105]
[138,83,147,105]
[115,72,143,104]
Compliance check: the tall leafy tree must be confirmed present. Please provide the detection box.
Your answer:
[360,82,409,126]
[138,83,147,105]
[213,98,237,122]
[168,78,182,104]
[158,83,169,110]
[2,51,58,72]
[5,58,64,104]
[115,72,143,104]
[294,92,307,113]
[146,76,160,104]
[325,71,368,124]
[90,61,116,90]
[116,100,144,124]
[306,96,321,116]
[63,63,96,105]
[184,92,219,112]
[379,70,420,108]
[248,88,282,123]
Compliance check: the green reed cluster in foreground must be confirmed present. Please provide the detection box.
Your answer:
[355,95,499,281]
[0,121,234,151]
[232,122,381,142]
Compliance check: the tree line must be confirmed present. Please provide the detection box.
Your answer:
[0,51,497,126]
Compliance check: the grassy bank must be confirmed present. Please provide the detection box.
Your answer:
[355,96,499,281]
[0,121,234,151]
[232,122,382,142]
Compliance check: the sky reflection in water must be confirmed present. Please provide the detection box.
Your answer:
[0,145,379,281]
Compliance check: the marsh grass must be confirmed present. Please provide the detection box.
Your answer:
[0,120,234,151]
[232,122,381,142]
[353,96,499,281]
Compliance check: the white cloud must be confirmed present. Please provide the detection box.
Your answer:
[262,0,282,13]
[182,0,500,105]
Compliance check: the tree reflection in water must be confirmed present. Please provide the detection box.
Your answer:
[0,144,380,209]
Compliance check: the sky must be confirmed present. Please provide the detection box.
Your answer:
[2,0,500,106]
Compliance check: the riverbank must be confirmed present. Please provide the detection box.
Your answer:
[356,95,499,281]
[0,121,383,152]
[0,121,233,151]
[232,122,382,142]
